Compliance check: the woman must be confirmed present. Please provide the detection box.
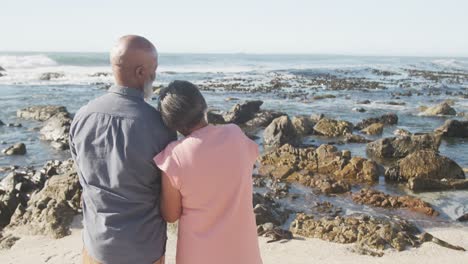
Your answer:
[153,80,263,264]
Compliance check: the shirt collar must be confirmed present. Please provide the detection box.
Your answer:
[108,85,145,99]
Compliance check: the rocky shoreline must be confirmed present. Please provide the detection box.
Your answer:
[1,67,468,256]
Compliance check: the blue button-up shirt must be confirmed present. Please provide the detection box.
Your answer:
[70,85,176,264]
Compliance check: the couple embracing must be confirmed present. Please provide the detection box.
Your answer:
[70,35,263,264]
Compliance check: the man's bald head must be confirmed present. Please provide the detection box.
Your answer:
[110,35,158,98]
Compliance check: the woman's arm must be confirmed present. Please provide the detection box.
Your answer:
[160,171,182,223]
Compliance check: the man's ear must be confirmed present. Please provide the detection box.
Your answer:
[135,66,144,79]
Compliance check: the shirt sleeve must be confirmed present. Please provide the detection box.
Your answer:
[154,144,182,190]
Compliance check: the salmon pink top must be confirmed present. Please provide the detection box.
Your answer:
[154,124,262,264]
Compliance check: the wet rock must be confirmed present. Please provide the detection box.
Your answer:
[263,116,300,148]
[393,128,412,137]
[422,102,456,116]
[435,119,468,138]
[357,100,371,104]
[39,72,64,81]
[6,123,22,128]
[206,111,226,125]
[366,133,441,161]
[311,94,336,100]
[290,213,422,252]
[313,118,353,137]
[292,116,315,136]
[223,100,263,124]
[40,112,72,150]
[457,213,468,222]
[407,178,468,192]
[1,143,26,155]
[383,101,406,106]
[343,134,371,143]
[334,157,381,182]
[0,120,4,126]
[286,172,351,194]
[259,144,380,191]
[355,113,398,130]
[17,105,68,121]
[352,189,439,216]
[243,110,285,130]
[253,193,290,226]
[6,171,81,238]
[385,150,465,184]
[361,123,384,135]
[0,66,5,71]
[352,107,366,113]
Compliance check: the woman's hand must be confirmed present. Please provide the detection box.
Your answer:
[160,171,182,223]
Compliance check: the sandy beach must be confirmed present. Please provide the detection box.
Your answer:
[0,216,467,264]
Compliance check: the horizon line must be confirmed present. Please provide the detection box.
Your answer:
[1,50,468,59]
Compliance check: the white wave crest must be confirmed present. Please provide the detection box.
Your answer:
[431,59,468,70]
[0,54,58,69]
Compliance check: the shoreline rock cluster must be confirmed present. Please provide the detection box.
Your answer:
[0,91,466,256]
[0,160,80,249]
[16,105,72,150]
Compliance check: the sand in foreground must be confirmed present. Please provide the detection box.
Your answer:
[0,217,467,264]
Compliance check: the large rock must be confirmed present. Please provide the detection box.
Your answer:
[206,111,226,125]
[39,112,72,150]
[408,178,468,192]
[223,100,263,124]
[355,113,398,130]
[0,189,21,228]
[259,144,380,190]
[366,133,441,161]
[263,116,300,148]
[361,123,384,135]
[0,120,4,126]
[6,171,81,238]
[0,66,5,71]
[313,118,353,137]
[385,150,465,184]
[334,157,381,182]
[290,213,422,252]
[243,110,284,132]
[0,170,43,228]
[1,143,26,155]
[435,119,468,138]
[291,116,315,136]
[17,105,68,121]
[352,189,439,216]
[0,160,75,231]
[39,72,64,81]
[457,213,468,222]
[422,102,456,116]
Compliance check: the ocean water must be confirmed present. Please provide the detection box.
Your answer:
[0,52,467,225]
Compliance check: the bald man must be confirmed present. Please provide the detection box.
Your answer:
[70,35,176,264]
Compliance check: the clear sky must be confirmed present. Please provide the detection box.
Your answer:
[1,0,467,56]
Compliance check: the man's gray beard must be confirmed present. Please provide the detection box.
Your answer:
[143,81,154,100]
